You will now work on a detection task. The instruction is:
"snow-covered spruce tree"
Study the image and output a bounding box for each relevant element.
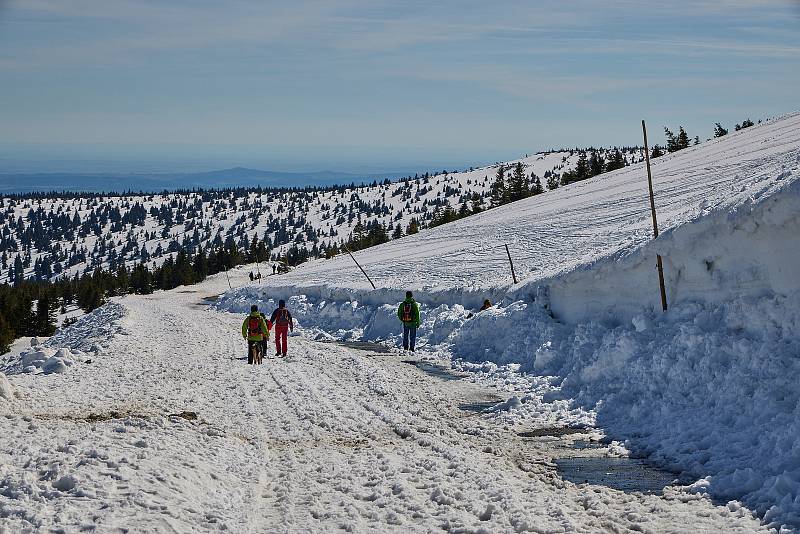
[714,123,728,137]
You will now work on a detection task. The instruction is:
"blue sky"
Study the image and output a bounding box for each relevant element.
[0,0,798,173]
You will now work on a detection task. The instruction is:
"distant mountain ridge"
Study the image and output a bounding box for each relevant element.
[0,167,402,194]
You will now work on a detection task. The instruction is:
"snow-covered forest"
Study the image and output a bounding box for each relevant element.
[0,148,643,284]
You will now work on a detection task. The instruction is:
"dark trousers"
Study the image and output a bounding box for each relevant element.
[403,324,417,351]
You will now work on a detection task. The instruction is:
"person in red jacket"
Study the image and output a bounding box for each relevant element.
[270,300,294,357]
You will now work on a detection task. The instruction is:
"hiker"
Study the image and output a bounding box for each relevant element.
[249,271,254,282]
[241,305,270,364]
[270,300,294,357]
[397,291,421,352]
[272,264,277,275]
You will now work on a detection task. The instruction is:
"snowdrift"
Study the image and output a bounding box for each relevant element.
[215,113,800,529]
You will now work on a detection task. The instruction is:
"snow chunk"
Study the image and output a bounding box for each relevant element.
[0,372,14,401]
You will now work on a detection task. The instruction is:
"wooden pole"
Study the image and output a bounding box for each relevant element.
[224,265,232,289]
[344,244,376,290]
[505,244,518,285]
[641,120,668,311]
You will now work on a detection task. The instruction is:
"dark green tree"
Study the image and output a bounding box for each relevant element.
[489,165,507,207]
[588,152,604,177]
[605,149,625,171]
[714,123,728,137]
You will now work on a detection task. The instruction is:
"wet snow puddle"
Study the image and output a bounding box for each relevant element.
[517,426,594,438]
[458,398,503,413]
[194,294,221,307]
[516,427,684,494]
[555,457,685,495]
[401,360,467,381]
[327,340,394,354]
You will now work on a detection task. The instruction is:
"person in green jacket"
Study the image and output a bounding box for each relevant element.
[242,305,270,364]
[397,291,421,352]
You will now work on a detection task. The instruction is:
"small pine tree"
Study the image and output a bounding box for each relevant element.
[470,192,482,214]
[530,176,544,195]
[714,123,728,137]
[605,149,625,171]
[490,165,507,207]
[406,218,419,235]
[651,144,664,158]
[588,152,604,177]
[34,295,56,336]
[546,174,560,190]
[677,127,690,150]
[664,127,678,152]
[577,152,590,180]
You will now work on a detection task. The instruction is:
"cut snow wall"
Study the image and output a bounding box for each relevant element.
[532,176,800,324]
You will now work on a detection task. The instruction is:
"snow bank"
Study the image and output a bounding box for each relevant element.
[538,173,800,323]
[0,303,124,376]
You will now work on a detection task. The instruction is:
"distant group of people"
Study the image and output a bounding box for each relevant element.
[241,291,492,361]
[248,264,289,282]
[241,300,294,363]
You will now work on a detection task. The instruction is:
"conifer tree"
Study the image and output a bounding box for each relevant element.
[489,165,506,207]
[605,149,626,171]
[530,176,544,195]
[651,145,664,158]
[677,127,690,150]
[508,162,530,202]
[588,152,604,177]
[470,192,483,214]
[34,294,56,336]
[714,123,728,137]
[0,313,13,354]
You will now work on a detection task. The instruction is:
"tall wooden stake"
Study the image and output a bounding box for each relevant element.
[505,244,518,285]
[642,120,668,311]
[224,265,232,289]
[344,244,376,290]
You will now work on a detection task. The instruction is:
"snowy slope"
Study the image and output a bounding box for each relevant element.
[226,113,800,311]
[216,113,800,530]
[0,148,640,284]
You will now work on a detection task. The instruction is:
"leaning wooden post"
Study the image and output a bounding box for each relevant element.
[344,244,376,290]
[641,120,668,311]
[224,265,232,289]
[505,244,518,285]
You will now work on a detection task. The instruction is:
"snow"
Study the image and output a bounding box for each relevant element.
[1,114,798,531]
[212,112,800,530]
[0,268,769,532]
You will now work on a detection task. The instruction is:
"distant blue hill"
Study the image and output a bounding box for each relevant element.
[0,167,403,194]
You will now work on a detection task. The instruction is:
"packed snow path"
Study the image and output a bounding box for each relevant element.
[0,280,766,532]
